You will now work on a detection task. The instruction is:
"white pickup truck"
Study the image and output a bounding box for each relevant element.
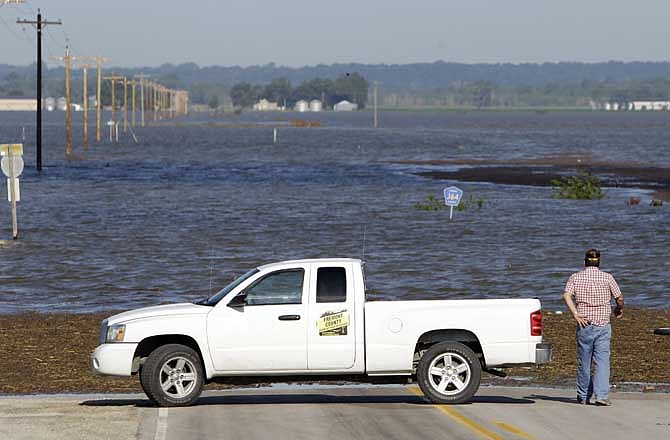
[92,258,552,406]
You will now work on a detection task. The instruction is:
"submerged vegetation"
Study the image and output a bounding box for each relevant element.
[414,195,444,211]
[414,194,486,211]
[551,172,604,199]
[456,194,486,211]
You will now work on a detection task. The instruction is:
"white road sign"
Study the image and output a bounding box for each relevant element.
[1,155,24,178]
[6,178,20,202]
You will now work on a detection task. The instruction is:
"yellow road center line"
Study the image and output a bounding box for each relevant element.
[493,421,535,440]
[408,387,505,440]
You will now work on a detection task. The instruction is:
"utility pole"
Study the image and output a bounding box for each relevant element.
[65,47,72,158]
[145,81,151,125]
[95,57,110,143]
[81,63,89,147]
[164,89,168,119]
[69,55,108,144]
[373,81,379,129]
[104,74,124,122]
[131,80,136,127]
[50,46,73,158]
[123,76,128,133]
[158,86,162,120]
[135,74,148,127]
[16,9,62,172]
[154,84,158,122]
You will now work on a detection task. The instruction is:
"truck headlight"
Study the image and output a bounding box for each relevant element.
[106,324,126,343]
[99,319,109,345]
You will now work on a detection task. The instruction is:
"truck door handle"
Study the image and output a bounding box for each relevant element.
[278,315,301,321]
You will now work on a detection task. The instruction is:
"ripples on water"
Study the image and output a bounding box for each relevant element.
[0,111,668,313]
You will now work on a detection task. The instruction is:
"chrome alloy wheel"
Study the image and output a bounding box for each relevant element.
[427,352,471,396]
[159,356,198,399]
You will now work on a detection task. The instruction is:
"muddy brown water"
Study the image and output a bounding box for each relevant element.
[0,111,668,313]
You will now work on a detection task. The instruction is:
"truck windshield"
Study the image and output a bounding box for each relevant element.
[202,269,259,306]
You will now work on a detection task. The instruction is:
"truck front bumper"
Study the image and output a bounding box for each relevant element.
[90,343,138,376]
[535,343,553,364]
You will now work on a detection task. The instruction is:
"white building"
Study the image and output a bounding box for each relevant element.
[253,99,280,111]
[334,100,358,111]
[45,97,56,111]
[628,101,670,111]
[294,100,309,112]
[309,99,323,112]
[0,98,37,111]
[57,97,67,111]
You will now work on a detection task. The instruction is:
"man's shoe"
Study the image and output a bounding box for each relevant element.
[595,398,612,406]
[577,397,589,404]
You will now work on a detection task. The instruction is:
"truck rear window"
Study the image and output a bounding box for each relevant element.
[316,267,347,303]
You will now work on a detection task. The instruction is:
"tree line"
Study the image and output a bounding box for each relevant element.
[228,73,369,110]
[4,62,670,109]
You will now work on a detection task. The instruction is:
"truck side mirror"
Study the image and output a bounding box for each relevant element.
[228,293,247,309]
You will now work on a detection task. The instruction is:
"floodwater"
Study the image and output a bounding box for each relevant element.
[0,110,668,313]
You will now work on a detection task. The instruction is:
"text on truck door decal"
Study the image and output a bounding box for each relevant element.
[317,310,349,336]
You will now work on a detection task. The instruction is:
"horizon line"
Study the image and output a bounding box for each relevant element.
[4,59,670,70]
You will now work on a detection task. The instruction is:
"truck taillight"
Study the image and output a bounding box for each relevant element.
[530,310,542,336]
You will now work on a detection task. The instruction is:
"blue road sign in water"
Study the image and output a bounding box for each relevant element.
[443,186,463,207]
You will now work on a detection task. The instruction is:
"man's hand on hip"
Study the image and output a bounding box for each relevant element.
[573,313,589,327]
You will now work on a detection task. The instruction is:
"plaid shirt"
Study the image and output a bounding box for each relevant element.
[564,266,622,326]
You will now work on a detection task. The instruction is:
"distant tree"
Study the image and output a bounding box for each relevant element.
[4,72,21,82]
[100,81,112,106]
[189,82,208,104]
[289,78,332,105]
[230,82,262,109]
[334,72,368,108]
[158,73,180,89]
[263,78,292,107]
[208,94,219,110]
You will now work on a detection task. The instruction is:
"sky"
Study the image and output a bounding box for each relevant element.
[1,0,669,68]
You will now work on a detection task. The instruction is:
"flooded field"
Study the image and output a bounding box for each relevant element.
[0,110,668,313]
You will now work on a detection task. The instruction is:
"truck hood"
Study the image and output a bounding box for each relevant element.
[106,303,211,325]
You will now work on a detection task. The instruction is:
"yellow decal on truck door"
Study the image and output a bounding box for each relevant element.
[317,310,349,336]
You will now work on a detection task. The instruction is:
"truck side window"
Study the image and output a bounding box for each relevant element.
[316,267,347,303]
[245,269,304,305]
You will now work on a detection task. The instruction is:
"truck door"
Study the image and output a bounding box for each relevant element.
[207,267,308,372]
[307,263,356,370]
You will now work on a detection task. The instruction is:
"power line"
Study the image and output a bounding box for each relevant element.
[18,0,35,15]
[41,29,58,66]
[60,25,76,53]
[0,11,32,46]
[45,23,62,48]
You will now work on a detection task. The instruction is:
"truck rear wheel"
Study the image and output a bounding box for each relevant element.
[417,341,481,404]
[140,344,204,407]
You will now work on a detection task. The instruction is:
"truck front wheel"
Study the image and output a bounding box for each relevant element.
[140,344,204,407]
[417,341,481,404]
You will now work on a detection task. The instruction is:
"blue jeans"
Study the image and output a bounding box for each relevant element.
[576,323,611,401]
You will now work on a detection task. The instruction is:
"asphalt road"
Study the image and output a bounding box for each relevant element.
[2,386,669,440]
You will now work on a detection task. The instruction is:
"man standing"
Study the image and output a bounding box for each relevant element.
[563,249,624,406]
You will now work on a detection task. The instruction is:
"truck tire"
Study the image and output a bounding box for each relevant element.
[417,341,481,404]
[140,344,204,407]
